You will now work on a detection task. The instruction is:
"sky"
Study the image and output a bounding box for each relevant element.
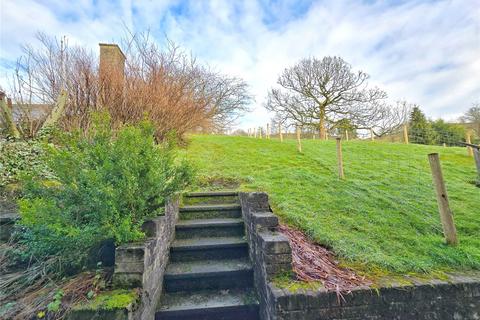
[1,0,479,130]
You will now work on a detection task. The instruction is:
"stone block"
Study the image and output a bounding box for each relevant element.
[115,244,145,263]
[265,263,292,278]
[259,231,291,254]
[252,212,279,229]
[115,261,144,273]
[141,217,164,237]
[112,272,143,289]
[263,253,292,265]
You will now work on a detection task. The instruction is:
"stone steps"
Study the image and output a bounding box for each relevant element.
[179,204,242,220]
[183,191,239,206]
[169,236,249,262]
[175,218,244,239]
[156,288,259,320]
[156,191,259,320]
[164,258,253,292]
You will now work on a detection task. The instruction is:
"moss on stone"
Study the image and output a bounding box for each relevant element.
[272,273,324,292]
[73,289,139,311]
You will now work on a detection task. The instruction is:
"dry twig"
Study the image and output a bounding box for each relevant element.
[278,224,371,293]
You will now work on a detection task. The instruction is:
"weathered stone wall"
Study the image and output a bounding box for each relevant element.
[240,192,480,320]
[239,192,293,320]
[112,197,179,320]
[268,273,480,320]
[0,212,17,242]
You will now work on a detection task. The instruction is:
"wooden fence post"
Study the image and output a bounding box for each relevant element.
[403,125,409,144]
[345,130,349,141]
[336,137,345,179]
[473,148,480,178]
[466,131,473,157]
[279,124,283,142]
[313,134,316,140]
[370,128,374,141]
[254,128,257,138]
[428,153,458,246]
[296,125,302,153]
[266,123,270,139]
[259,127,263,139]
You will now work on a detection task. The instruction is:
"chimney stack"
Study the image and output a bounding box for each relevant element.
[99,43,125,82]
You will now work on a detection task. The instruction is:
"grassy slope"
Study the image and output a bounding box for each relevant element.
[185,135,480,274]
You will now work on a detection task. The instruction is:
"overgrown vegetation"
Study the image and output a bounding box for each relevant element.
[187,135,480,274]
[1,115,193,319]
[0,138,52,188]
[6,32,251,140]
[13,114,192,273]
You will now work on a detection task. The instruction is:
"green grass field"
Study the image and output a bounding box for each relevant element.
[185,135,480,275]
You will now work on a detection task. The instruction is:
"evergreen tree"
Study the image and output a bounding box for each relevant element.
[409,106,435,144]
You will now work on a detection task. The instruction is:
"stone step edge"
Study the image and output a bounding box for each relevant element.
[164,259,252,279]
[176,218,244,229]
[179,204,241,212]
[156,302,259,315]
[164,266,253,280]
[186,191,238,197]
[171,237,248,251]
[156,289,259,313]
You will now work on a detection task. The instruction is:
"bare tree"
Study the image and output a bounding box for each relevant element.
[11,33,98,137]
[265,56,387,139]
[5,32,251,140]
[460,103,480,136]
[360,100,412,137]
[202,72,252,132]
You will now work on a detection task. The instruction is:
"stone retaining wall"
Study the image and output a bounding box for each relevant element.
[240,192,480,320]
[112,197,179,320]
[239,192,293,320]
[268,274,480,320]
[0,212,17,242]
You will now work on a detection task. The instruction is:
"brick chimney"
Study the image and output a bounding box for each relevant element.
[99,43,125,82]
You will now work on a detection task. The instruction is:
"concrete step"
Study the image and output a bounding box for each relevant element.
[156,288,259,320]
[170,236,248,262]
[183,191,239,206]
[179,204,242,220]
[164,258,253,292]
[175,218,245,239]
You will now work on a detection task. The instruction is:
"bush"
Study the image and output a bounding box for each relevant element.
[431,119,466,146]
[16,114,193,272]
[0,138,52,188]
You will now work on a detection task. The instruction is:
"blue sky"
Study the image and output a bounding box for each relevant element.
[1,0,479,129]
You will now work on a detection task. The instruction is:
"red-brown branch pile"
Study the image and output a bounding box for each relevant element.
[278,224,371,292]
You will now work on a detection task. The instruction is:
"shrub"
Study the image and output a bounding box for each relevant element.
[431,119,466,146]
[0,138,52,188]
[16,114,193,272]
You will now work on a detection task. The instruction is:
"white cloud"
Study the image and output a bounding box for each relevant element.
[1,0,479,128]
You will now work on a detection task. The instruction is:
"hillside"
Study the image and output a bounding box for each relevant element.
[185,135,480,275]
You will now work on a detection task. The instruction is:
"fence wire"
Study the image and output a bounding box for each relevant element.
[242,126,479,272]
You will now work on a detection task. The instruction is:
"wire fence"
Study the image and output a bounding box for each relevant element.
[242,125,479,253]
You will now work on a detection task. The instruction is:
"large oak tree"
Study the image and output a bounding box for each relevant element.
[265,56,389,139]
